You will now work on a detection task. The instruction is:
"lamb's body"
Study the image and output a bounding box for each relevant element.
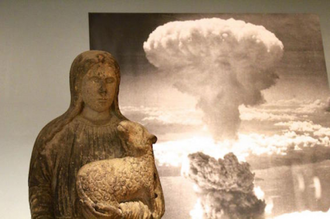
[76,120,159,218]
[77,152,155,209]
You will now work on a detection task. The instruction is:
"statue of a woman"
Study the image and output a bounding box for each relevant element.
[28,51,165,219]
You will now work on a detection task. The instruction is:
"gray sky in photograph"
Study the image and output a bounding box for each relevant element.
[90,13,329,103]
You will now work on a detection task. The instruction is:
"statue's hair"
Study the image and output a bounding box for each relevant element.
[32,51,127,157]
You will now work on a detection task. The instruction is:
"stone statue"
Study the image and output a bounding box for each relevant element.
[28,50,165,219]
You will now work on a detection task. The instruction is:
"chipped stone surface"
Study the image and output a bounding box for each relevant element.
[28,51,165,219]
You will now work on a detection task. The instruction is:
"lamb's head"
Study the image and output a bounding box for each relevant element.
[117,120,157,157]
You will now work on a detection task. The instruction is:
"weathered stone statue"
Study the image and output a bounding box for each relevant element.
[28,51,165,219]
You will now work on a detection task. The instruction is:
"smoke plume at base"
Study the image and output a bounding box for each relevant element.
[183,152,266,219]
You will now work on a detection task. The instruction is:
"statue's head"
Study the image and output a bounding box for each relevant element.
[69,50,123,118]
[40,50,126,145]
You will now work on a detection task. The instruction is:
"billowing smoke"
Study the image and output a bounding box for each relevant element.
[183,152,265,218]
[144,18,283,140]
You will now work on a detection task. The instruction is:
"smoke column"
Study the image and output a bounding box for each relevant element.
[144,18,283,140]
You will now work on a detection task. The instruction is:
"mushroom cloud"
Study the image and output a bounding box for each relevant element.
[144,18,283,140]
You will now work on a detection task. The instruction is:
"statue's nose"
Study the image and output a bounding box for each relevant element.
[98,81,107,94]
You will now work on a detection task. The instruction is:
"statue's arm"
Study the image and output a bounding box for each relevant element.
[29,151,54,219]
[152,166,165,219]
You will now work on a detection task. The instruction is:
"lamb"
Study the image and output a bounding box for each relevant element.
[76,120,159,219]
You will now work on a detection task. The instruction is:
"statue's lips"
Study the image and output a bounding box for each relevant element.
[97,98,109,103]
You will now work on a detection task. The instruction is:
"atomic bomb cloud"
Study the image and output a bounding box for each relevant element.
[144,18,283,140]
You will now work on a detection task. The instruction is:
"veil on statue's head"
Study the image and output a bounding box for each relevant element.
[36,50,127,146]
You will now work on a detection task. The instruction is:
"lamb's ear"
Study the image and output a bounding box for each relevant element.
[117,123,128,137]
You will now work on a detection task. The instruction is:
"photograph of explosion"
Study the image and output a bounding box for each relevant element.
[90,13,330,218]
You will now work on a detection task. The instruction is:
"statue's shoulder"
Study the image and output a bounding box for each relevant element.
[32,116,72,157]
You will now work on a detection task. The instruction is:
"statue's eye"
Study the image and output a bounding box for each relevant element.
[90,77,100,83]
[105,77,115,84]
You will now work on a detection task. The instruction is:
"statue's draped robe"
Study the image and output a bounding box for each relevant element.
[29,116,125,219]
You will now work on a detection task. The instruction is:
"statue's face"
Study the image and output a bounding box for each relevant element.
[81,63,117,113]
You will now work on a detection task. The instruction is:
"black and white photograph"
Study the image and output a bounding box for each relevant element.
[90,13,330,218]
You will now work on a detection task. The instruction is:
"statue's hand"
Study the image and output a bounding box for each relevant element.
[80,198,123,219]
[119,201,152,219]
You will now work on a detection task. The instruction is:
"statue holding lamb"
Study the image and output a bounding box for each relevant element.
[76,120,163,219]
[28,51,164,219]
